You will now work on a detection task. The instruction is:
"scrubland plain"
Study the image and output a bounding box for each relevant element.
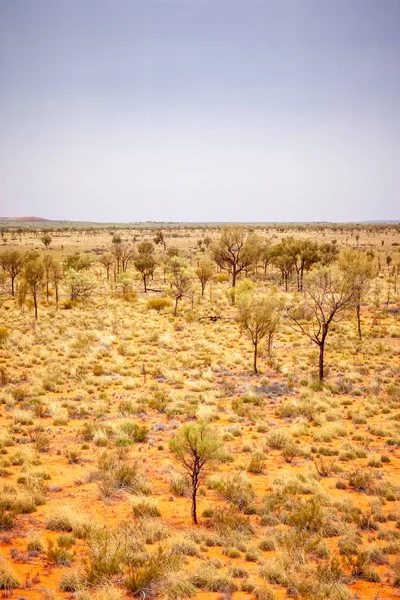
[0,223,399,600]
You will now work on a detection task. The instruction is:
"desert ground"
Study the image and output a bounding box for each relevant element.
[0,222,399,600]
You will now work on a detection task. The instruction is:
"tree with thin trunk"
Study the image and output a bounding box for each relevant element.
[0,250,25,296]
[211,227,257,293]
[23,258,44,320]
[120,244,135,272]
[195,258,215,296]
[339,249,374,339]
[238,292,282,373]
[287,267,354,381]
[42,254,54,302]
[134,254,156,292]
[169,421,222,524]
[111,242,123,274]
[51,260,63,308]
[154,229,167,251]
[66,269,97,302]
[271,245,294,291]
[167,257,193,316]
[99,253,114,281]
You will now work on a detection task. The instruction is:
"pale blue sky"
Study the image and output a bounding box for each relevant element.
[0,0,399,222]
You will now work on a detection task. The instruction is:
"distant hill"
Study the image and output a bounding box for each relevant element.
[0,216,50,222]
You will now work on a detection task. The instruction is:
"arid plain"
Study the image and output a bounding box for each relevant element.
[0,223,399,600]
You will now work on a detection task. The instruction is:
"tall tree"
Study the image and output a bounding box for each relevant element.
[282,238,320,291]
[271,244,294,291]
[120,244,136,272]
[195,258,215,297]
[153,229,167,251]
[169,422,222,524]
[238,292,282,373]
[24,258,44,320]
[287,267,354,381]
[339,249,374,339]
[211,227,257,300]
[42,254,54,301]
[167,257,193,316]
[51,260,63,308]
[99,253,114,281]
[0,250,25,296]
[134,254,156,292]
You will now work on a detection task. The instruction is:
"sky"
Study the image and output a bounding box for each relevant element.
[0,0,399,223]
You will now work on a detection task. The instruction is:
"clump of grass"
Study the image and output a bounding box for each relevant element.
[131,496,161,518]
[147,297,172,311]
[124,545,182,597]
[207,471,256,513]
[190,563,237,593]
[0,556,20,589]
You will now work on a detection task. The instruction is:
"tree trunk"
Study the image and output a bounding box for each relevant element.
[143,275,147,293]
[284,274,288,292]
[174,297,179,317]
[319,342,325,381]
[356,302,362,339]
[55,282,59,308]
[267,333,273,357]
[33,290,38,320]
[11,276,15,297]
[191,471,199,524]
[253,340,258,374]
[201,281,205,297]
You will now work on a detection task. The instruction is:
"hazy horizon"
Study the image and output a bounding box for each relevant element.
[1,0,400,222]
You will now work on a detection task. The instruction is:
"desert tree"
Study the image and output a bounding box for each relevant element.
[281,238,320,291]
[99,253,114,281]
[42,254,55,301]
[51,260,63,308]
[120,244,135,272]
[211,226,257,291]
[64,253,91,273]
[23,257,44,320]
[386,254,392,274]
[153,229,167,251]
[117,272,133,294]
[169,421,222,524]
[238,291,282,373]
[271,244,294,291]
[286,267,354,381]
[111,241,123,275]
[134,242,156,292]
[167,257,193,316]
[134,254,156,292]
[392,260,400,295]
[0,249,25,296]
[111,233,122,245]
[41,233,52,249]
[195,258,215,297]
[318,242,339,266]
[17,280,28,314]
[260,238,273,276]
[137,241,155,256]
[339,249,374,339]
[66,269,97,302]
